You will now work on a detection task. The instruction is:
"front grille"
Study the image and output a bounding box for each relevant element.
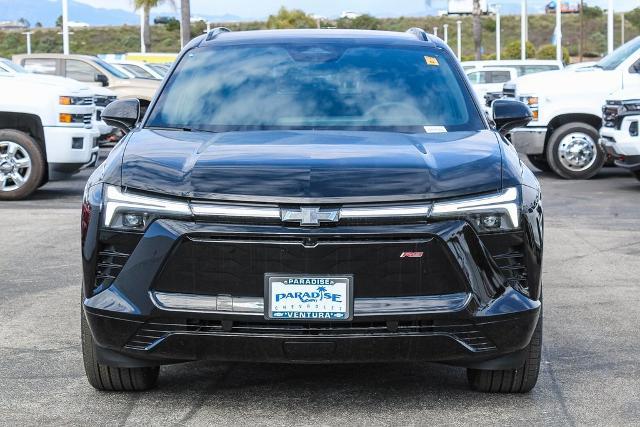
[82,113,92,126]
[93,95,116,107]
[502,86,516,98]
[80,96,93,105]
[124,318,497,353]
[153,235,467,298]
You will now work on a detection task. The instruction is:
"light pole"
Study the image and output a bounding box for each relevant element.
[607,0,613,54]
[621,13,625,45]
[62,0,69,54]
[139,9,146,53]
[456,20,462,59]
[443,23,448,44]
[493,4,501,61]
[555,0,562,62]
[22,31,32,55]
[521,0,527,60]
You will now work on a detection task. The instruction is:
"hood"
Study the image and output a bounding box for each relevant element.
[12,73,91,92]
[512,67,617,95]
[119,78,160,89]
[120,129,503,203]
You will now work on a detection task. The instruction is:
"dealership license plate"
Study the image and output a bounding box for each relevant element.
[265,275,353,321]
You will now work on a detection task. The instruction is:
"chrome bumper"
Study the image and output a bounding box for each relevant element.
[509,127,547,155]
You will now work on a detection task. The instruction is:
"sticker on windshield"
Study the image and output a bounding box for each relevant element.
[424,126,447,133]
[424,56,439,66]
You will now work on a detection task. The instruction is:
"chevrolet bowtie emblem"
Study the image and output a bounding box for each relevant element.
[281,206,340,226]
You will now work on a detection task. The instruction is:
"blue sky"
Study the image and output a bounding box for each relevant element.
[74,0,639,19]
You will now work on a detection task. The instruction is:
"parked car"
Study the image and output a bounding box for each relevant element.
[81,28,543,393]
[600,90,640,179]
[461,60,563,77]
[504,36,640,179]
[0,72,98,199]
[466,67,518,106]
[146,63,170,77]
[1,57,117,139]
[13,54,160,110]
[108,60,163,80]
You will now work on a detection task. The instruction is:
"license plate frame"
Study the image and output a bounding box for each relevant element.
[264,274,354,321]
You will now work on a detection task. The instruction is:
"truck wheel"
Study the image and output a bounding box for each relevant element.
[81,309,159,391]
[0,130,45,200]
[526,155,551,172]
[467,309,542,393]
[545,123,604,179]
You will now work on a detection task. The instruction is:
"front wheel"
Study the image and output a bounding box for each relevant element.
[467,310,542,393]
[81,309,159,391]
[0,130,45,200]
[526,154,551,172]
[545,123,604,179]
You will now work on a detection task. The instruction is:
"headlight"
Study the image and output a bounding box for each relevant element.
[431,187,520,233]
[519,96,538,121]
[103,185,191,230]
[59,96,87,105]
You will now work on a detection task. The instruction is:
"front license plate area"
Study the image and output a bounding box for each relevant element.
[265,275,353,321]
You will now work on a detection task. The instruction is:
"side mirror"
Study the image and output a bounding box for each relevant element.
[492,99,533,135]
[94,73,109,87]
[101,99,140,132]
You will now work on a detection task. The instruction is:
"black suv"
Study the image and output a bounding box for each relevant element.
[81,28,542,393]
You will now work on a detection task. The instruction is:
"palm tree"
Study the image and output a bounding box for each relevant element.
[472,0,482,60]
[133,0,174,52]
[180,0,191,48]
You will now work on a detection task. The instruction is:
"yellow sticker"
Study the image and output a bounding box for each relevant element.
[424,56,439,66]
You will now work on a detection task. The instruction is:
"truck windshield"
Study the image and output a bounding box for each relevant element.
[597,36,640,70]
[93,58,130,79]
[146,44,484,133]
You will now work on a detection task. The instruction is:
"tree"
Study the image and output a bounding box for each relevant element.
[180,0,190,48]
[35,22,43,28]
[55,15,62,28]
[536,44,570,63]
[17,18,30,28]
[266,7,316,29]
[472,0,482,60]
[133,0,174,52]
[336,14,380,30]
[627,7,640,30]
[503,40,535,59]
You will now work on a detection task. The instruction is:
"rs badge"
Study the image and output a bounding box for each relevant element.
[400,252,424,258]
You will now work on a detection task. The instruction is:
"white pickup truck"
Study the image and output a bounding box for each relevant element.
[0,73,99,200]
[504,36,640,179]
[600,90,640,180]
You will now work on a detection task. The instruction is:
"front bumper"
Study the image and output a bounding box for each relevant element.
[83,218,542,368]
[509,127,547,155]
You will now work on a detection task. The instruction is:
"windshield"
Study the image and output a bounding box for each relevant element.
[93,58,130,79]
[120,63,156,79]
[597,37,640,70]
[148,63,168,76]
[0,59,27,73]
[146,44,483,133]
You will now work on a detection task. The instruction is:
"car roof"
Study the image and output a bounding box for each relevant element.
[13,53,98,60]
[198,29,445,49]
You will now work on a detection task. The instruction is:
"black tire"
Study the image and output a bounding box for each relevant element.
[0,129,45,200]
[545,122,604,179]
[467,310,542,393]
[526,154,551,172]
[633,171,640,181]
[81,309,159,391]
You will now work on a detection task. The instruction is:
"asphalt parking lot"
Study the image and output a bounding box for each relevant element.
[1,155,639,426]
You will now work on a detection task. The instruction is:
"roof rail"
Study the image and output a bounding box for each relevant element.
[406,27,431,42]
[205,27,231,41]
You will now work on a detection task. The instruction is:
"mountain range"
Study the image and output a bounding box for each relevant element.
[0,0,242,27]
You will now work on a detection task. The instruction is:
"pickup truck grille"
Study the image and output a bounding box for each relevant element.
[82,113,92,126]
[93,95,117,107]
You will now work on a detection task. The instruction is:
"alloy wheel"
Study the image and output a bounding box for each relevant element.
[0,141,32,192]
